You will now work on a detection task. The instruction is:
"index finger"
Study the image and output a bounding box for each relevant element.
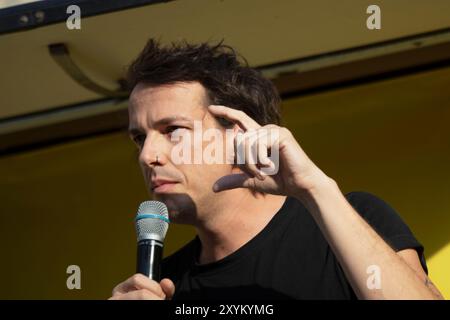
[207,105,260,131]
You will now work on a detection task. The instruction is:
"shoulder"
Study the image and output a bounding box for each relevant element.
[344,191,402,224]
[345,191,391,208]
[343,190,407,231]
[344,191,425,260]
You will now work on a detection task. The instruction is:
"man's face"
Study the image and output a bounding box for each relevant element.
[128,82,233,224]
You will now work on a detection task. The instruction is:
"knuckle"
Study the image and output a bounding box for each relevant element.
[280,126,292,136]
[263,124,277,130]
[131,273,144,285]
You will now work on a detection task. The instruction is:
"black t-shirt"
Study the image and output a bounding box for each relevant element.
[162,191,427,300]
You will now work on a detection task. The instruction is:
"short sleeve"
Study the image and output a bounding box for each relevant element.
[345,191,428,274]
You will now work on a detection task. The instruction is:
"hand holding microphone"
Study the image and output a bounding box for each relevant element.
[109,201,175,300]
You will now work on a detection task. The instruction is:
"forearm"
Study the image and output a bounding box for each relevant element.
[295,175,438,299]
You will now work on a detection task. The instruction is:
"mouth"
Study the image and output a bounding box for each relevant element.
[151,179,179,194]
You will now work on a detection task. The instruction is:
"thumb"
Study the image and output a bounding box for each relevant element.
[160,278,175,300]
[213,173,255,192]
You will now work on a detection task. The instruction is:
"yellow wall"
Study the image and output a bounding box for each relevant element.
[0,66,449,299]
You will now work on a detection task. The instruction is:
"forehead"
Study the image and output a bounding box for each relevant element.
[128,82,208,122]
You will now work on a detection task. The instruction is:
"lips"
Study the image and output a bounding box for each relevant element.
[151,178,179,193]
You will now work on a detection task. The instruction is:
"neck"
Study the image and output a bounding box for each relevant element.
[194,190,287,265]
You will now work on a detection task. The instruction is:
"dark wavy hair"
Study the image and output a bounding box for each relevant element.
[126,39,281,126]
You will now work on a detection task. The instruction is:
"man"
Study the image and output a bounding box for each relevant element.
[109,40,443,300]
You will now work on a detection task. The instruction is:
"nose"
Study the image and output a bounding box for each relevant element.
[138,132,166,168]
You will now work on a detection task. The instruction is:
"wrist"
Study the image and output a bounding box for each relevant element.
[293,171,339,206]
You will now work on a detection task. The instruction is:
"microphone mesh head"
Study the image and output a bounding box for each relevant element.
[135,201,170,242]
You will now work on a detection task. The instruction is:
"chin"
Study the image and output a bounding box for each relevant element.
[153,193,198,225]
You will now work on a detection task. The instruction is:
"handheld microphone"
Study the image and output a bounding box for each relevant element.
[135,201,170,281]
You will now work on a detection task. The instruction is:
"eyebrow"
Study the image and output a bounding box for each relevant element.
[128,115,194,136]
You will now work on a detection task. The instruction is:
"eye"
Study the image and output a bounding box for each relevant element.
[133,134,146,148]
[163,125,187,136]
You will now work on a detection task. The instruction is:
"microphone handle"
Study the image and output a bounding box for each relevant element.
[136,239,163,281]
